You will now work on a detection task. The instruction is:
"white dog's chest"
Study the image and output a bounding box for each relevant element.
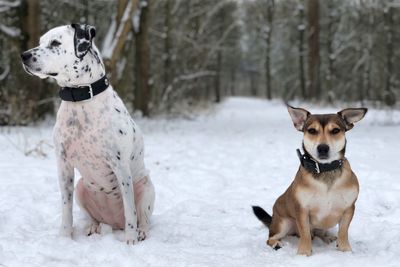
[54,87,146,187]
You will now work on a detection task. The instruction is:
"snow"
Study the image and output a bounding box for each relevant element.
[1,97,400,266]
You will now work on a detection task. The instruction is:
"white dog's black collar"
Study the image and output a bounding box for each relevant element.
[296,149,343,174]
[59,75,109,102]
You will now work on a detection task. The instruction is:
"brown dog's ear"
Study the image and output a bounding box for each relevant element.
[337,108,368,131]
[287,105,310,131]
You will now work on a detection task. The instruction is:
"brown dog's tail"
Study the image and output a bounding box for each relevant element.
[252,206,272,228]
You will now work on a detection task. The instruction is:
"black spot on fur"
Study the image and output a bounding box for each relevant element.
[100,187,104,191]
[115,108,120,113]
[77,42,90,53]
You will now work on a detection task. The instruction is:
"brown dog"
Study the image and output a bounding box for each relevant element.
[253,106,367,256]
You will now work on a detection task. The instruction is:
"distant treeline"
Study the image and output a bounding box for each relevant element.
[0,0,398,125]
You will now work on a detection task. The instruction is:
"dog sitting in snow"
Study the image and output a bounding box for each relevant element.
[21,24,155,244]
[253,106,367,255]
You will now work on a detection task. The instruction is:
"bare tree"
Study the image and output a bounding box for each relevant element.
[298,3,306,99]
[307,0,320,100]
[264,0,275,99]
[134,0,151,116]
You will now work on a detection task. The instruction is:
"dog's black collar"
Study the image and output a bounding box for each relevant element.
[296,149,343,174]
[59,75,109,102]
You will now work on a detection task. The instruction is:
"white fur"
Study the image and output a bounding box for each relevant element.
[303,137,345,164]
[22,25,155,244]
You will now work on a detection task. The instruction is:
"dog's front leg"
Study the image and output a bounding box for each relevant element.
[57,157,75,238]
[295,208,312,256]
[337,204,355,252]
[113,164,138,245]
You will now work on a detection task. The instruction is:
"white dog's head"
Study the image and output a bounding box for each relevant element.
[21,24,105,87]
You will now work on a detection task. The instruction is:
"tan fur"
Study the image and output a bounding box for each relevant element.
[263,107,366,256]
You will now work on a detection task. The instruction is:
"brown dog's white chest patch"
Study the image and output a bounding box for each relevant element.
[296,180,358,229]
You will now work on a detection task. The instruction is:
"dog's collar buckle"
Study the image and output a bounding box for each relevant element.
[78,84,94,102]
[309,157,321,174]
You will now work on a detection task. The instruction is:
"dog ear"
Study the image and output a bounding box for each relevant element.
[337,108,367,131]
[71,23,96,59]
[287,105,310,131]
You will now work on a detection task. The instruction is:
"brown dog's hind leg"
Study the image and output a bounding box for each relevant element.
[267,217,294,250]
[313,229,337,244]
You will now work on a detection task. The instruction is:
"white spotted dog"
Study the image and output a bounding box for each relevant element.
[21,24,155,244]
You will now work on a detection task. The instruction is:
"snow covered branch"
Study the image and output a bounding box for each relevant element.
[0,24,20,38]
[0,64,10,81]
[102,0,141,81]
[0,0,20,13]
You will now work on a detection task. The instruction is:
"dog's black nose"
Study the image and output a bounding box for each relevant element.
[317,144,330,156]
[21,52,32,61]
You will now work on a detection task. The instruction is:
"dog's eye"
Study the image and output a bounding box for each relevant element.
[307,128,318,135]
[50,40,61,47]
[331,128,341,134]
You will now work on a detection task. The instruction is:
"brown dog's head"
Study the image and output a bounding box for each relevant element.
[287,106,367,163]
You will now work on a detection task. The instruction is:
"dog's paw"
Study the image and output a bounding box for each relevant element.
[337,242,352,252]
[87,222,101,236]
[125,229,139,245]
[297,240,312,256]
[314,230,337,244]
[267,239,283,250]
[137,229,148,241]
[59,226,73,238]
[321,233,337,244]
[297,247,312,256]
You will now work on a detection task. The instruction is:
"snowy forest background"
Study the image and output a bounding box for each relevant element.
[0,0,399,125]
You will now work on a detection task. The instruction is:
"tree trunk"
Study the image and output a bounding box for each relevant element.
[383,6,396,107]
[104,0,137,83]
[162,0,172,97]
[298,4,306,99]
[307,0,320,100]
[265,0,274,100]
[250,72,257,96]
[326,0,336,103]
[20,0,43,123]
[214,50,222,103]
[230,67,236,96]
[134,1,151,116]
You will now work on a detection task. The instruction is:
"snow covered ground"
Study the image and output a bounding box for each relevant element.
[1,97,400,267]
